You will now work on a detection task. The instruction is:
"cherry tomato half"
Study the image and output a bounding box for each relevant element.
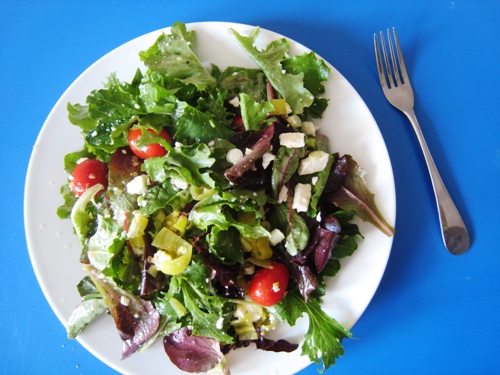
[70,158,108,197]
[128,127,172,159]
[248,262,289,306]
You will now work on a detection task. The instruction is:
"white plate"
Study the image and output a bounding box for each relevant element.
[24,22,396,375]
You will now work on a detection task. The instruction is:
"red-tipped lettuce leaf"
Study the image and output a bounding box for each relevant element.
[84,265,160,359]
[328,155,395,237]
[224,124,275,182]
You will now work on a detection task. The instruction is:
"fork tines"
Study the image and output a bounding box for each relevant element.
[374,27,408,89]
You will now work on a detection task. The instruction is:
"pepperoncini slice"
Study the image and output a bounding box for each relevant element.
[151,227,192,275]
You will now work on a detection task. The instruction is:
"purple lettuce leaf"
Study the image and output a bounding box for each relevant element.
[224,124,275,183]
[84,265,160,359]
[221,328,298,354]
[192,237,245,299]
[272,242,318,301]
[327,155,395,237]
[164,327,226,373]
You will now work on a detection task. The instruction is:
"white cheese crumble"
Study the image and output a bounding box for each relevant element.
[272,282,280,293]
[228,96,240,107]
[292,183,311,212]
[126,175,148,195]
[120,296,131,306]
[262,152,276,169]
[279,132,305,148]
[269,228,285,246]
[277,185,288,203]
[171,177,188,190]
[226,148,243,164]
[298,151,330,175]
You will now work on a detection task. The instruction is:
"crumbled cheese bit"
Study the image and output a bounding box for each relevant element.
[279,132,305,148]
[244,262,255,275]
[292,183,311,212]
[269,228,285,246]
[272,282,280,292]
[277,185,288,203]
[301,121,316,136]
[298,151,330,175]
[229,96,240,107]
[216,316,224,329]
[171,177,188,190]
[311,176,319,185]
[120,296,131,306]
[226,148,243,164]
[262,152,276,169]
[245,148,253,155]
[174,142,184,147]
[126,174,149,195]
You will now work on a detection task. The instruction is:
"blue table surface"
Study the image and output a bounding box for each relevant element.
[2,1,499,374]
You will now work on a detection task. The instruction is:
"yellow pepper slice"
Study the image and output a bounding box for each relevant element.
[151,227,192,275]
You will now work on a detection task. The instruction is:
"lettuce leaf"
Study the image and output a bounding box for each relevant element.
[230,27,314,114]
[85,265,160,359]
[269,291,351,373]
[329,155,395,236]
[239,92,274,131]
[281,52,330,118]
[140,22,216,91]
[218,66,267,102]
[189,190,270,239]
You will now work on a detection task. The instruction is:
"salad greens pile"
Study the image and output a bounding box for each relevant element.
[58,22,394,374]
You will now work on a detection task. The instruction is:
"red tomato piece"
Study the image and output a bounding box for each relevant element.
[70,158,108,197]
[232,115,245,132]
[248,262,290,306]
[128,127,172,159]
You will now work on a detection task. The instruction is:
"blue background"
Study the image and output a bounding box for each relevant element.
[2,0,499,374]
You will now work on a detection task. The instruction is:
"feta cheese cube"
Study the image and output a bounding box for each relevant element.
[126,174,149,195]
[279,132,305,148]
[277,185,288,203]
[262,152,276,169]
[269,228,285,246]
[292,183,311,212]
[229,96,240,107]
[298,151,330,175]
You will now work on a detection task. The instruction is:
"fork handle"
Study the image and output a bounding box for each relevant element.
[404,110,471,255]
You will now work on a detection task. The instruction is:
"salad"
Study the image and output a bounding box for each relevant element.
[57,22,395,374]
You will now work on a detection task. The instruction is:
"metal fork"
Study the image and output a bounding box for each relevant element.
[374,28,471,255]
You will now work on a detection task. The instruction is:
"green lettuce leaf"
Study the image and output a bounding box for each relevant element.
[218,66,267,102]
[140,22,216,91]
[230,27,314,114]
[239,92,274,131]
[174,101,234,144]
[281,52,330,118]
[67,297,108,339]
[86,214,126,271]
[189,190,270,239]
[269,291,352,373]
